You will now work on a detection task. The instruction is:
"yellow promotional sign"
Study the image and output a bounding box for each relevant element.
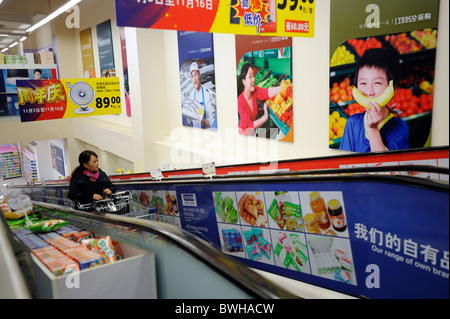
[16,78,121,122]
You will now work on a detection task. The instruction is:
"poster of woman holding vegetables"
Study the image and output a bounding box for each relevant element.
[235,35,294,142]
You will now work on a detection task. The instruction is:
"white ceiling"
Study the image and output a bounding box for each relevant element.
[0,0,66,49]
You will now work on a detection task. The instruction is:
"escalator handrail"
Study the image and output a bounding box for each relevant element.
[10,164,450,188]
[31,200,300,299]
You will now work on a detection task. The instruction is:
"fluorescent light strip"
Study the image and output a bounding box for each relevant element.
[9,42,18,48]
[1,48,8,53]
[26,0,82,33]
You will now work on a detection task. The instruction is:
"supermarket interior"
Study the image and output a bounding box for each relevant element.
[0,0,449,300]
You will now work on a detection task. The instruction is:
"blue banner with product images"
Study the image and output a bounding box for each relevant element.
[123,180,448,298]
[34,176,448,298]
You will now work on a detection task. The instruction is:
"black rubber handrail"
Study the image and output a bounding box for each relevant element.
[12,164,449,188]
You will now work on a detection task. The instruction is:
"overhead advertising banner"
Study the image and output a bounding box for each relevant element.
[119,27,131,117]
[178,31,217,130]
[329,0,440,152]
[1,68,57,117]
[16,78,121,122]
[115,0,315,38]
[96,20,116,77]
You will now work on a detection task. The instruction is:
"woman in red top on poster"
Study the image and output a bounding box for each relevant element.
[237,63,282,136]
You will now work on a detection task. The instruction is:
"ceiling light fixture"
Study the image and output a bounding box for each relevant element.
[26,0,82,33]
[0,34,9,37]
[1,48,8,53]
[9,42,18,48]
[20,36,27,42]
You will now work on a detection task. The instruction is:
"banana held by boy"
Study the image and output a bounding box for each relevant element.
[352,80,395,109]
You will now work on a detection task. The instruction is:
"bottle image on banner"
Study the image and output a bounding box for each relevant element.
[327,199,347,232]
[308,192,331,230]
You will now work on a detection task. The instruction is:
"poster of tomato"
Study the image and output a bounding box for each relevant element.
[329,0,440,152]
[235,35,293,142]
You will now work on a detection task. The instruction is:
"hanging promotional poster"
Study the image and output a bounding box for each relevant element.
[115,0,315,38]
[178,31,217,130]
[0,68,57,117]
[79,28,96,78]
[119,27,131,117]
[96,20,116,78]
[16,78,121,122]
[235,35,293,141]
[329,0,440,152]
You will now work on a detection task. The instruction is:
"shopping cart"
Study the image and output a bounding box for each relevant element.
[75,191,155,218]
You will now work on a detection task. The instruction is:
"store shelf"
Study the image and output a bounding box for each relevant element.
[0,151,22,179]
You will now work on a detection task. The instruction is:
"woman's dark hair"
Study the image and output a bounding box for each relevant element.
[353,48,401,89]
[237,62,254,96]
[71,150,98,176]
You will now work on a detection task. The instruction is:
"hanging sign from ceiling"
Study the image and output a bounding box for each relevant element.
[16,78,121,122]
[114,0,315,38]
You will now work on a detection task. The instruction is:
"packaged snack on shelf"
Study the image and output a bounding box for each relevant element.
[17,233,49,250]
[37,232,62,241]
[27,219,69,233]
[81,236,117,263]
[46,236,81,252]
[0,193,13,216]
[13,228,32,237]
[44,257,80,276]
[56,226,77,235]
[64,230,95,243]
[76,253,105,270]
[111,240,123,260]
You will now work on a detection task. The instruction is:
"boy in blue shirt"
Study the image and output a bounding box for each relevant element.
[340,48,409,153]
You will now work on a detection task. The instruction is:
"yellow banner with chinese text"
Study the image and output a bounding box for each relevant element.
[16,78,121,122]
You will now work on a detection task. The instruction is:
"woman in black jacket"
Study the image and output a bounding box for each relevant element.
[68,150,117,205]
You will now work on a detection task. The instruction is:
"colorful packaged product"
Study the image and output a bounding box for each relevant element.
[245,243,262,261]
[81,236,117,263]
[27,219,69,232]
[64,230,95,243]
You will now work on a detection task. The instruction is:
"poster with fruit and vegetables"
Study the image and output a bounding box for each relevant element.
[235,35,293,142]
[329,0,439,151]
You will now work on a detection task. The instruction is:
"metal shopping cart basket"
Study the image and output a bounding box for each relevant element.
[76,191,156,219]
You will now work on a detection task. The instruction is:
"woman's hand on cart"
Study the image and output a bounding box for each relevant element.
[103,188,113,196]
[93,193,104,201]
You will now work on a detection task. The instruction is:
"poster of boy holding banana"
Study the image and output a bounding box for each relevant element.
[339,48,409,152]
